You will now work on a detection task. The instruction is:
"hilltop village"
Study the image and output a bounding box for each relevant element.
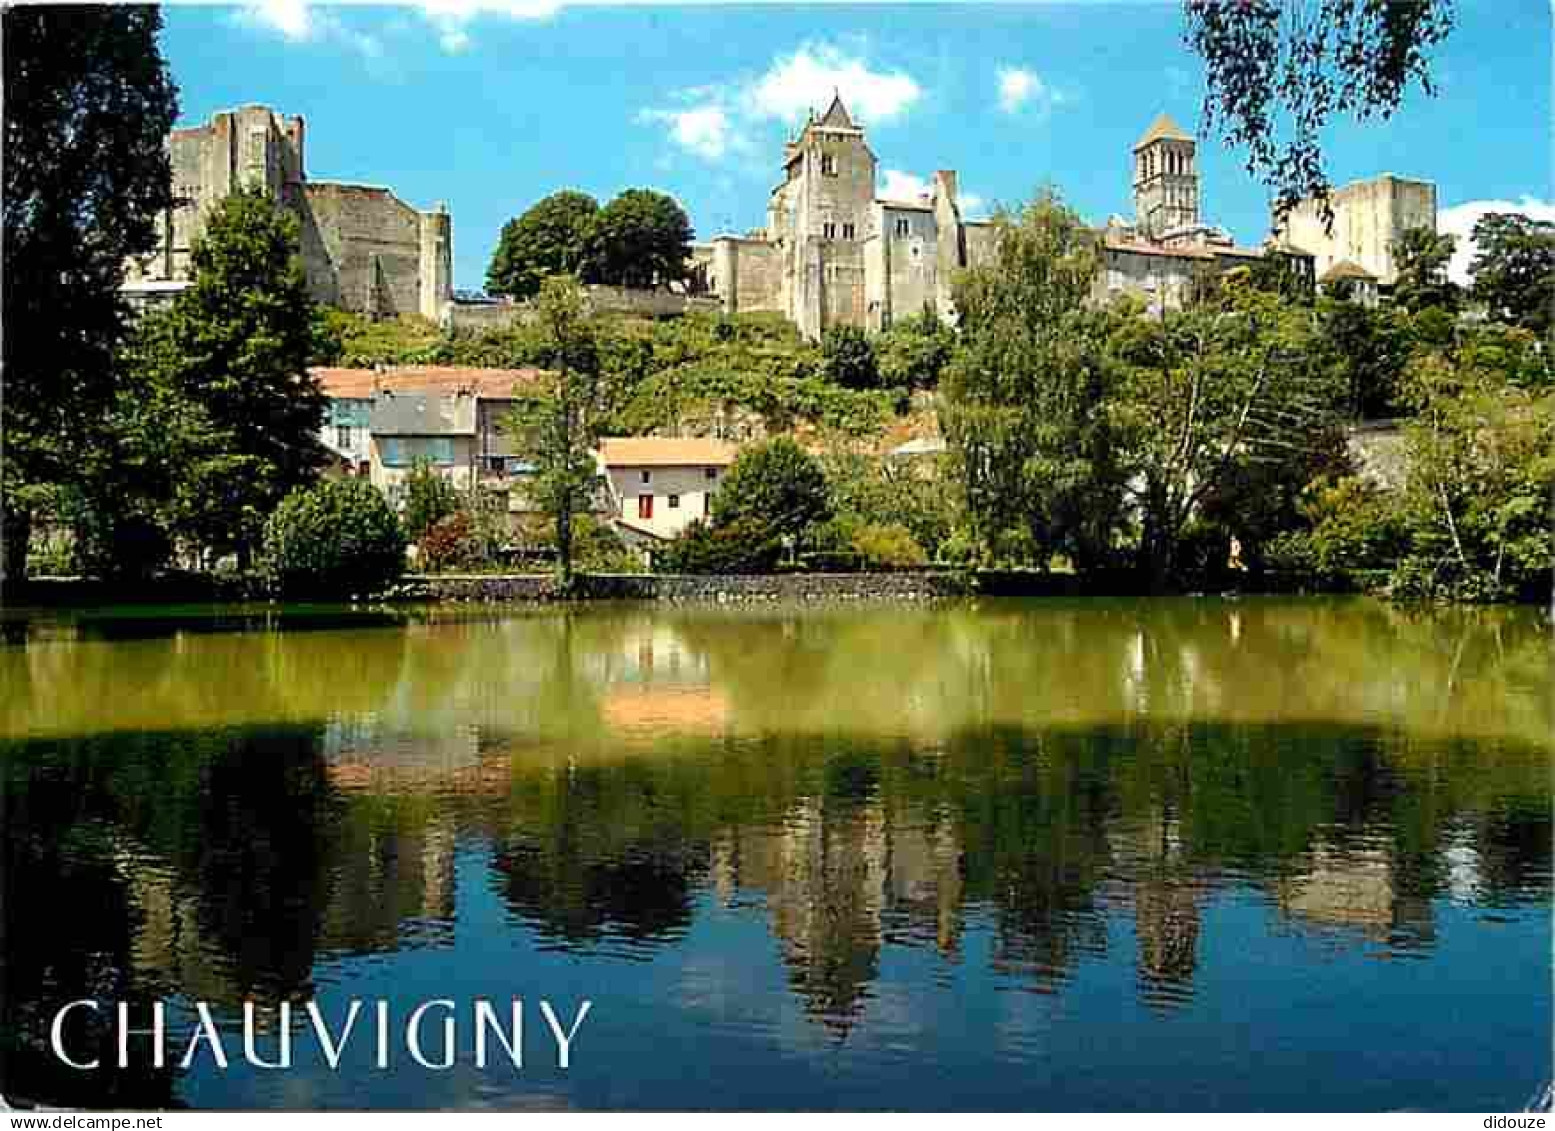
[110,97,1459,576]
[126,96,1436,334]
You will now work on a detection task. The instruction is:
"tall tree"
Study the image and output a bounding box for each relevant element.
[1,4,179,582]
[143,186,326,566]
[584,189,694,290]
[486,190,600,300]
[1469,212,1555,340]
[1184,0,1455,220]
[941,191,1126,570]
[1391,225,1460,314]
[508,277,605,589]
[1113,275,1345,587]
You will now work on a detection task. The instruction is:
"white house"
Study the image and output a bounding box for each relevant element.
[596,437,739,547]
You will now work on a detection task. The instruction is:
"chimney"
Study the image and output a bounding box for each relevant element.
[933,170,959,205]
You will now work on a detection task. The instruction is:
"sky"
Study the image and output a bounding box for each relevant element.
[160,0,1554,292]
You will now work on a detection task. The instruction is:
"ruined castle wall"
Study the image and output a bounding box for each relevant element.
[874,207,940,327]
[1277,175,1436,286]
[299,183,424,318]
[720,239,785,317]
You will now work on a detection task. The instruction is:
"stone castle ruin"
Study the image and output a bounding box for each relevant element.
[125,104,452,321]
[126,102,1436,337]
[689,93,1001,339]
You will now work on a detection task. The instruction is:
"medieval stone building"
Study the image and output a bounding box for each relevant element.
[124,105,453,321]
[689,94,999,339]
[1273,173,1438,287]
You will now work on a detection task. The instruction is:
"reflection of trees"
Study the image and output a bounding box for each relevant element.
[489,763,707,949]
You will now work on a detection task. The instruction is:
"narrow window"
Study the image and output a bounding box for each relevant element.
[895,217,910,237]
[705,467,718,480]
[336,425,352,449]
[821,154,837,176]
[842,222,856,240]
[640,469,651,485]
[668,494,680,510]
[823,221,837,239]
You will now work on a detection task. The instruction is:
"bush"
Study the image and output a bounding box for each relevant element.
[822,324,879,389]
[419,511,476,572]
[656,517,782,574]
[404,460,461,544]
[710,436,831,542]
[851,523,928,569]
[261,477,406,598]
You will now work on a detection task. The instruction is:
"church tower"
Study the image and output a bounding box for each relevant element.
[1132,112,1199,238]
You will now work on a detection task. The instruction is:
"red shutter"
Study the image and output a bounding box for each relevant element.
[638,494,653,520]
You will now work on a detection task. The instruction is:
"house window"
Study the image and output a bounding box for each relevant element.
[640,469,651,485]
[668,494,680,509]
[895,217,910,237]
[432,437,455,466]
[821,154,837,176]
[704,467,718,480]
[842,222,856,240]
[336,425,353,449]
[823,222,837,240]
[638,494,654,520]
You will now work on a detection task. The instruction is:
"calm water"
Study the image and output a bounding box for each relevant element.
[0,597,1549,1111]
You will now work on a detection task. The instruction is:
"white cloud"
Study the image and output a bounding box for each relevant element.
[1438,196,1555,284]
[879,169,987,217]
[639,105,736,160]
[237,0,316,41]
[749,43,921,126]
[995,64,1065,115]
[414,0,562,53]
[641,41,923,166]
[879,169,931,202]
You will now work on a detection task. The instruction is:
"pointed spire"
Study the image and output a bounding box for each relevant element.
[819,90,855,129]
[1134,111,1192,150]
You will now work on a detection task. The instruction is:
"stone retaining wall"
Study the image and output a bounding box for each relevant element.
[402,570,972,603]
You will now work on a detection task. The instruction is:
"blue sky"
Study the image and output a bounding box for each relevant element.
[162,1,1553,291]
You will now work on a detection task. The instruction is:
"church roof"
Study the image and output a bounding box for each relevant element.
[1134,112,1192,149]
[818,92,856,130]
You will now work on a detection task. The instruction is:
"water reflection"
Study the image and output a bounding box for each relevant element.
[0,599,1549,1109]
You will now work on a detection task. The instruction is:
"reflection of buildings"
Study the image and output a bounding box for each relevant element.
[1108,811,1203,1009]
[593,620,733,738]
[709,788,966,1037]
[1279,841,1435,949]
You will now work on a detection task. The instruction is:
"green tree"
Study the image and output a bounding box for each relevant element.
[1392,332,1555,601]
[710,436,831,547]
[584,189,693,290]
[876,309,957,389]
[486,190,600,300]
[1469,212,1555,339]
[1184,0,1455,219]
[147,186,326,566]
[261,477,406,598]
[822,324,880,389]
[1319,293,1413,418]
[507,277,605,588]
[941,190,1126,570]
[403,458,461,544]
[1111,275,1346,588]
[1,4,179,582]
[1391,225,1460,314]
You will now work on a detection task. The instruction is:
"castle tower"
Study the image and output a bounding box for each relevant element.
[782,92,876,337]
[1132,112,1199,239]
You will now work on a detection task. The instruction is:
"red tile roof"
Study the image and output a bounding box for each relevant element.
[311,365,547,400]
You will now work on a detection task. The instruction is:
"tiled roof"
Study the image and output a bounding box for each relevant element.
[1134,111,1192,149]
[1102,235,1266,262]
[311,365,546,400]
[1320,259,1378,282]
[598,437,738,468]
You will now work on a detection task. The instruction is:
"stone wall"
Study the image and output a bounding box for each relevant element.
[1275,175,1437,285]
[127,104,453,321]
[402,570,974,603]
[444,286,722,333]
